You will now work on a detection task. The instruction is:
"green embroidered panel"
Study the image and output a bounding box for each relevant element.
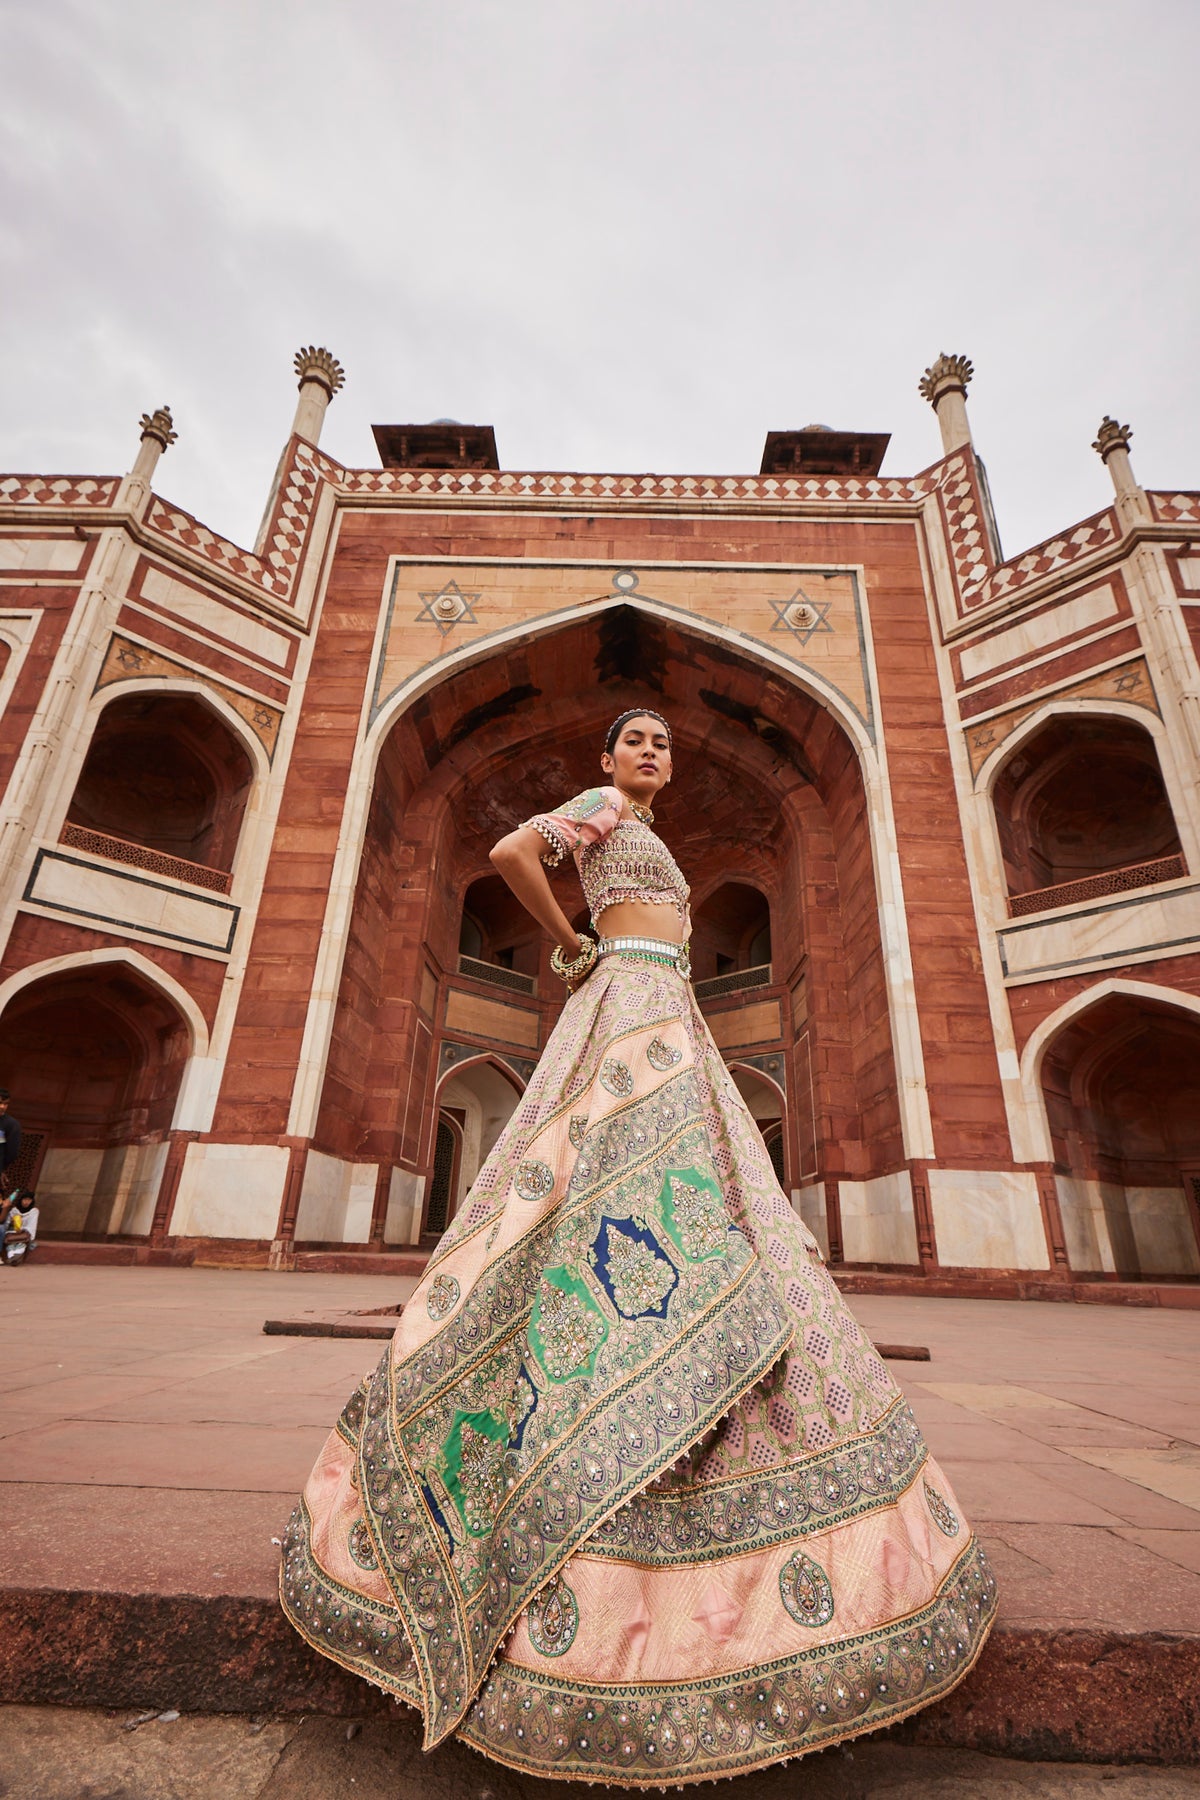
[660,1166,730,1261]
[441,1408,512,1536]
[529,1267,609,1382]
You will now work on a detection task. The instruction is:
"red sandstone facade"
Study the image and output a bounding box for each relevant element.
[1,354,1197,1283]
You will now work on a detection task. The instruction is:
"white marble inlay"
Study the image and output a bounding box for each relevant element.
[1055,1175,1121,1272]
[385,1168,425,1245]
[0,537,86,571]
[170,1142,289,1238]
[294,1148,379,1244]
[792,1182,829,1259]
[1127,1186,1200,1277]
[28,850,237,953]
[838,1170,919,1266]
[36,1147,104,1231]
[1000,884,1200,980]
[959,584,1118,681]
[928,1167,1048,1269]
[140,566,293,666]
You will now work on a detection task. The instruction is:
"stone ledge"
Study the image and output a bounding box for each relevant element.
[833,1270,1200,1308]
[2,1588,1197,1764]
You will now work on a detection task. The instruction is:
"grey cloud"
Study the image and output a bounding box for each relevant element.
[3,0,1197,553]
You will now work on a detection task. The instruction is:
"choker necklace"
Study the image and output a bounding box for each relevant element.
[629,801,655,825]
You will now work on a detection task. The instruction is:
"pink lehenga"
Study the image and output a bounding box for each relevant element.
[280,787,995,1785]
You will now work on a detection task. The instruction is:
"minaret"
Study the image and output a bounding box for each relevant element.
[918,354,974,455]
[253,348,346,555]
[118,406,177,514]
[291,346,345,446]
[1092,416,1150,528]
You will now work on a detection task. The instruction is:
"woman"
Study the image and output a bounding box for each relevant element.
[280,709,996,1785]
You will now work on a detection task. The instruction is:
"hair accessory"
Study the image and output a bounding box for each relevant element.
[604,708,672,754]
[550,934,598,986]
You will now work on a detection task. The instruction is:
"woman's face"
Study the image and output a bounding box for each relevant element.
[602,715,673,794]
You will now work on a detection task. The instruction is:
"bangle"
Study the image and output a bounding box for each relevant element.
[550,935,598,985]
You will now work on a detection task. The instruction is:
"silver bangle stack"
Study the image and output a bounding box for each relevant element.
[550,935,598,985]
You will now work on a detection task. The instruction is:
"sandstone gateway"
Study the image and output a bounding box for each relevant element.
[0,349,1197,1285]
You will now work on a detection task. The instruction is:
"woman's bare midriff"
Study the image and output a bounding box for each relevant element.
[593,900,685,945]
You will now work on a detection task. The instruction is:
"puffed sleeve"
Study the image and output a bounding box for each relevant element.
[521,786,623,868]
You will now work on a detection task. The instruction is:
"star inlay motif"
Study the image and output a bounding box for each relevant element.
[768,588,834,646]
[415,578,480,635]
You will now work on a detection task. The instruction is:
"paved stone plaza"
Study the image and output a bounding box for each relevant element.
[1,1267,1198,1784]
[1,1707,1198,1800]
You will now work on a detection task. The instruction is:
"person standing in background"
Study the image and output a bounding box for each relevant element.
[0,1091,23,1192]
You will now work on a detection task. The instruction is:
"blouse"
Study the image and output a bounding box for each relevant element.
[522,786,690,931]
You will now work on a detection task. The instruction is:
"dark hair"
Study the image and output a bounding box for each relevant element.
[604,708,672,756]
[0,1089,9,1102]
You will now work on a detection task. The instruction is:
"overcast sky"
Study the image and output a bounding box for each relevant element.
[4,1,1197,557]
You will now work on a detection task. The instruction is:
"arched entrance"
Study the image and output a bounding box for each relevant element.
[0,960,193,1236]
[729,1064,787,1186]
[311,606,909,1253]
[427,1058,524,1233]
[993,713,1185,914]
[1039,989,1200,1276]
[62,691,255,887]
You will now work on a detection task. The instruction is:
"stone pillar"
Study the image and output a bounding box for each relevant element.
[117,407,177,517]
[1093,415,1151,529]
[129,406,177,484]
[918,353,974,455]
[291,346,345,445]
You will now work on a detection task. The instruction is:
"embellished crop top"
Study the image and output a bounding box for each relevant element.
[523,785,690,931]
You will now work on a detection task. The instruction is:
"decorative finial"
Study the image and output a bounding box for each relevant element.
[1092,416,1132,462]
[293,346,345,398]
[917,354,974,405]
[138,406,177,451]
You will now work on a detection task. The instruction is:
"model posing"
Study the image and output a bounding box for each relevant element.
[281,709,996,1785]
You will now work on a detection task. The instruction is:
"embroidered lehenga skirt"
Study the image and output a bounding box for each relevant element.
[280,950,996,1784]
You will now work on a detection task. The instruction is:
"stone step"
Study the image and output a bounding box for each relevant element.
[1,1583,1196,1764]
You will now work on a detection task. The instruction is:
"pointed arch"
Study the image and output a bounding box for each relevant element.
[1018,977,1200,1162]
[0,947,209,1059]
[435,1052,526,1098]
[288,598,935,1170]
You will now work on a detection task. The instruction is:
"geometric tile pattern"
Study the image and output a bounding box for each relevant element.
[0,475,119,507]
[144,439,333,605]
[966,510,1120,607]
[11,433,1175,640]
[1151,491,1200,524]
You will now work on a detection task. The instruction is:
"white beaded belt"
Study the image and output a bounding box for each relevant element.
[598,936,691,978]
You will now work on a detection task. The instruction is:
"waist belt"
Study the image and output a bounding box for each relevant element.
[598,936,692,979]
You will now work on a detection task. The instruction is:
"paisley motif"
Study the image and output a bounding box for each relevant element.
[599,1057,634,1098]
[347,1517,379,1570]
[426,1272,460,1321]
[779,1548,835,1627]
[924,1476,961,1537]
[568,1113,589,1150]
[514,1159,555,1202]
[526,1576,579,1657]
[647,1035,683,1071]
